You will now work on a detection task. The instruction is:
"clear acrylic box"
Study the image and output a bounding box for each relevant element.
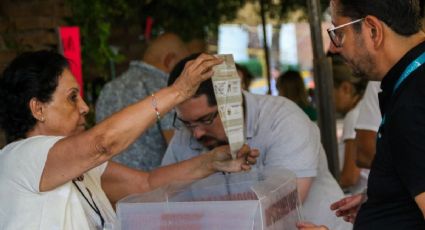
[117,167,301,230]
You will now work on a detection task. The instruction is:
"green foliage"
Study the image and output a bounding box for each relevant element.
[65,0,247,79]
[280,0,329,20]
[65,0,127,76]
[280,63,301,73]
[260,0,329,21]
[238,58,263,77]
[64,0,329,79]
[138,0,247,41]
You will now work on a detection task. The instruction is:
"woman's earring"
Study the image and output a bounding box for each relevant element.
[40,116,45,122]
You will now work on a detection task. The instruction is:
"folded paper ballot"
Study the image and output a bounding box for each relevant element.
[212,54,245,159]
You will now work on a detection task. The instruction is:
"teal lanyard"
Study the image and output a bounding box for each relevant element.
[378,52,425,138]
[393,52,425,94]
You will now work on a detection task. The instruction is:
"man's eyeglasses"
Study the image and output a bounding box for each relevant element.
[173,111,219,129]
[327,18,364,48]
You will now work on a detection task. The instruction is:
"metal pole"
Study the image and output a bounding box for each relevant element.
[307,0,340,179]
[260,0,272,94]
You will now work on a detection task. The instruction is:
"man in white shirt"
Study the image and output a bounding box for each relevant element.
[162,54,351,230]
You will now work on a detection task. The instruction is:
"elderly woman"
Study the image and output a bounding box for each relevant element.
[0,51,259,229]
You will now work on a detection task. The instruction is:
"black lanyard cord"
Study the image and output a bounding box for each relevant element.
[72,180,105,228]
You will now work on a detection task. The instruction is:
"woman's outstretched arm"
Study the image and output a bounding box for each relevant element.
[40,54,222,192]
[101,145,259,204]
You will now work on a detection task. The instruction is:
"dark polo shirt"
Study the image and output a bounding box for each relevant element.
[355,41,425,229]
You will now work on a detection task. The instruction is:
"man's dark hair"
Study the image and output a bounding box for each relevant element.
[337,0,422,36]
[0,50,69,143]
[167,53,217,106]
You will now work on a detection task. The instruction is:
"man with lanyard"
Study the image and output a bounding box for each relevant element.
[327,0,425,229]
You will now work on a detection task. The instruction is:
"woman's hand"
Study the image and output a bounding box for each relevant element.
[208,144,259,173]
[172,53,222,101]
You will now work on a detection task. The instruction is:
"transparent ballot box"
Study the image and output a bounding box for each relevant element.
[117,168,301,230]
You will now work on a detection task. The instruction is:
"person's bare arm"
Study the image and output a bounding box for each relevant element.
[340,139,361,188]
[39,54,222,192]
[297,177,313,202]
[355,129,377,169]
[101,145,259,205]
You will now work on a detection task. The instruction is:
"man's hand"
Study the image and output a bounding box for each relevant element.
[209,144,259,173]
[330,193,366,223]
[296,222,328,230]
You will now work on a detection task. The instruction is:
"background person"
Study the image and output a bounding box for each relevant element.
[332,62,368,194]
[353,81,381,168]
[235,63,255,91]
[96,33,189,171]
[0,51,259,229]
[330,82,381,224]
[276,70,317,121]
